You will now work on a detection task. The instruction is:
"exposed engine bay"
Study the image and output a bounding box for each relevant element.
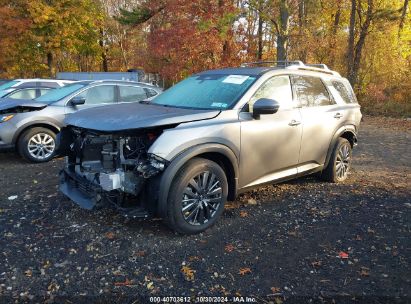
[59,126,167,216]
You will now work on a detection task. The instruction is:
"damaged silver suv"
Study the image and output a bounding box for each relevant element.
[58,61,362,234]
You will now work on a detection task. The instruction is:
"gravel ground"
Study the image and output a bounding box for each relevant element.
[0,116,410,303]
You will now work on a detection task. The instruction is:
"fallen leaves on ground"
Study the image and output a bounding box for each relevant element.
[181,265,195,281]
[360,267,370,277]
[105,232,115,240]
[247,198,257,205]
[270,287,281,293]
[188,256,201,262]
[224,244,235,253]
[133,251,146,257]
[114,278,134,286]
[239,211,248,217]
[24,269,32,277]
[311,261,322,268]
[238,268,251,275]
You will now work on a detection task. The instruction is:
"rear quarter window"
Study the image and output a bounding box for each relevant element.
[332,80,357,104]
[145,88,158,98]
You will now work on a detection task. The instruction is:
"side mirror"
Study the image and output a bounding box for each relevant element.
[253,98,280,118]
[70,96,86,106]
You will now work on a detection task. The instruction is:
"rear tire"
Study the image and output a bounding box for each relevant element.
[18,127,57,163]
[165,158,228,234]
[321,138,352,183]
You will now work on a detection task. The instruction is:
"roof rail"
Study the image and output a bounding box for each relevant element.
[305,63,330,70]
[240,60,304,68]
[290,66,341,76]
[240,60,341,76]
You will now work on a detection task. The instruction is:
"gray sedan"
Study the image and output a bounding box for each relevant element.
[0,80,161,162]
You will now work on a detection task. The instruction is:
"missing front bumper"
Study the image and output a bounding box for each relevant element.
[59,169,152,219]
[59,169,103,210]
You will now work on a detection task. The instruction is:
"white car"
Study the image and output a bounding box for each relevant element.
[0,79,72,98]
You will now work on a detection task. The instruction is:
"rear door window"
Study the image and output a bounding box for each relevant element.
[292,76,333,107]
[39,88,52,97]
[119,86,148,102]
[76,85,116,105]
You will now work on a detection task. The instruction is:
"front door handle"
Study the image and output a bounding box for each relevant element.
[288,120,301,126]
[334,113,343,119]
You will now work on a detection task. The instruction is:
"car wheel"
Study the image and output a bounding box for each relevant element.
[321,137,352,182]
[18,127,57,163]
[165,158,228,234]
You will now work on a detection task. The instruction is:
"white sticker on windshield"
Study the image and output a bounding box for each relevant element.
[222,75,249,85]
[211,102,228,108]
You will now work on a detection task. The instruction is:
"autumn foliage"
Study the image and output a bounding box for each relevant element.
[0,0,409,116]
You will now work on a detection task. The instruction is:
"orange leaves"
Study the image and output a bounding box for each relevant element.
[224,244,235,253]
[338,251,349,259]
[143,0,243,81]
[239,211,248,217]
[114,278,133,286]
[133,251,146,257]
[270,287,281,293]
[105,232,115,240]
[181,265,195,281]
[238,267,251,275]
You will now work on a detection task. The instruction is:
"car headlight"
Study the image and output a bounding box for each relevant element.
[0,114,14,123]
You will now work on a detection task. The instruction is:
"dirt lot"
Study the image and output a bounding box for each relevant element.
[0,116,410,303]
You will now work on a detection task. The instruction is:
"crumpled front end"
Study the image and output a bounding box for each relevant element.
[58,126,167,218]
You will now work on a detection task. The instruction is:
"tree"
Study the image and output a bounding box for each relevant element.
[346,0,402,86]
[119,0,243,82]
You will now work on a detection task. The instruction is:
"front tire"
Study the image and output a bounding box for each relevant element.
[165,158,228,234]
[321,138,352,182]
[18,127,57,163]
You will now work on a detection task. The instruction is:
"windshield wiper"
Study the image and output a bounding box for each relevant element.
[139,99,151,104]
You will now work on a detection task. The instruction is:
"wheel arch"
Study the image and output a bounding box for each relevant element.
[156,144,239,218]
[324,126,357,168]
[13,122,61,146]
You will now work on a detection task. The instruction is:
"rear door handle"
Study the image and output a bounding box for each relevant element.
[334,113,343,119]
[288,120,301,126]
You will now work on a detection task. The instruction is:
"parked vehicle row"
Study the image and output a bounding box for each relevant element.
[0,79,71,99]
[0,80,162,162]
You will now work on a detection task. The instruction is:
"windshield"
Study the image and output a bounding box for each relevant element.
[35,83,86,103]
[0,80,18,91]
[150,74,257,110]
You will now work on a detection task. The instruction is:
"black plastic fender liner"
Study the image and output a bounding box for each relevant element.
[324,125,357,169]
[156,143,239,218]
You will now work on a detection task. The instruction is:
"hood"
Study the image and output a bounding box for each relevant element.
[65,102,221,132]
[0,98,48,113]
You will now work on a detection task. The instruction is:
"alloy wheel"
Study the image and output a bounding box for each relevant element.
[27,133,55,160]
[181,171,223,226]
[335,143,351,180]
